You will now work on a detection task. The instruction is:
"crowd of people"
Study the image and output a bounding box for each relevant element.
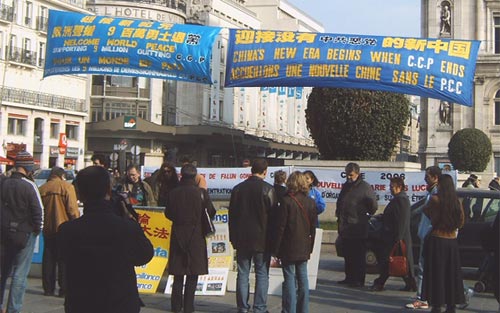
[0,155,499,313]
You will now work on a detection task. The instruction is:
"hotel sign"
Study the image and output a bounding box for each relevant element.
[87,5,185,24]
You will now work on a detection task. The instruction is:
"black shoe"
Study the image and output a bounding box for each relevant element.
[44,291,55,296]
[399,285,417,292]
[370,284,384,291]
[347,282,364,288]
[337,279,352,284]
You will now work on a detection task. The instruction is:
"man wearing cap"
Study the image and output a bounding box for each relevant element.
[0,151,43,313]
[39,167,79,298]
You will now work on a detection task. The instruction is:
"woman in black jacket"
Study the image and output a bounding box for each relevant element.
[272,171,317,313]
[164,164,215,313]
[370,177,416,292]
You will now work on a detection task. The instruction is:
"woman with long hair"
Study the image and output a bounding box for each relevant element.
[303,170,325,227]
[146,162,179,206]
[272,171,317,313]
[422,174,465,313]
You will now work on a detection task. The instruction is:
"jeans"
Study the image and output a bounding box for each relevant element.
[416,242,425,299]
[0,233,37,313]
[236,250,270,313]
[281,260,309,313]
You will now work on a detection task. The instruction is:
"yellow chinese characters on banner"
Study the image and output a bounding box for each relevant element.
[135,209,172,294]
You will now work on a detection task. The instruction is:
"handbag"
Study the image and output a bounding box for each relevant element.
[388,240,408,277]
[200,190,215,237]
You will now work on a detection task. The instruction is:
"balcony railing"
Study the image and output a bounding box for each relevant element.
[0,86,86,113]
[6,46,37,66]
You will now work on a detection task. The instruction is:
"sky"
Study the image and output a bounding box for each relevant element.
[286,0,421,37]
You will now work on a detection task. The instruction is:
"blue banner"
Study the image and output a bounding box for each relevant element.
[225,29,480,106]
[44,10,221,83]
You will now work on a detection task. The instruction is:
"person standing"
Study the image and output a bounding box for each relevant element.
[489,177,500,191]
[422,174,465,313]
[370,177,416,292]
[58,166,153,313]
[181,157,207,190]
[272,171,317,313]
[462,174,480,188]
[303,170,326,227]
[0,151,43,313]
[91,154,107,168]
[273,170,287,206]
[146,162,179,206]
[406,165,441,310]
[335,162,377,288]
[38,167,80,297]
[229,159,277,313]
[164,164,216,313]
[123,164,157,206]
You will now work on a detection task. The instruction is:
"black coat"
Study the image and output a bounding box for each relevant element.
[164,179,216,275]
[1,171,43,234]
[336,178,378,238]
[57,200,154,313]
[229,175,277,253]
[271,192,317,262]
[380,191,415,276]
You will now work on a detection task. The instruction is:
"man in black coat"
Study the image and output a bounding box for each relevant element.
[58,166,154,313]
[336,162,378,288]
[229,159,277,313]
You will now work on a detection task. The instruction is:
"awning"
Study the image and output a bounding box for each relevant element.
[0,156,14,165]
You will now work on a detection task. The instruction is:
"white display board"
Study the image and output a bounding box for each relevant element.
[226,229,323,295]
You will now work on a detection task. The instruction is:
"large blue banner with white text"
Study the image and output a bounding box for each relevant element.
[225,29,480,106]
[44,10,221,84]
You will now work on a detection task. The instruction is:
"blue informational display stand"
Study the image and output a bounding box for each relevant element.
[32,233,44,264]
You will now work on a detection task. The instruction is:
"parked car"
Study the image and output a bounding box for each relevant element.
[365,188,500,271]
[33,168,76,187]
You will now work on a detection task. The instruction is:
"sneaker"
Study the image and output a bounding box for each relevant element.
[405,300,429,309]
[457,288,474,309]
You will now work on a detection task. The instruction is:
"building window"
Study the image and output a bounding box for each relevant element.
[495,90,500,125]
[34,117,43,144]
[7,118,27,135]
[50,122,59,138]
[24,1,32,26]
[65,124,78,140]
[495,157,500,177]
[38,42,44,66]
[107,75,137,87]
[495,17,500,54]
[0,31,3,60]
[219,100,223,121]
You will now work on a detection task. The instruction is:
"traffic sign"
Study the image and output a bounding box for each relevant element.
[131,145,141,155]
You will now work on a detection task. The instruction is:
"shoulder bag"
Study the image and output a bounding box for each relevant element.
[289,193,313,247]
[388,239,408,277]
[200,189,215,237]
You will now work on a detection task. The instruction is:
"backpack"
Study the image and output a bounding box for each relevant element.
[0,176,31,249]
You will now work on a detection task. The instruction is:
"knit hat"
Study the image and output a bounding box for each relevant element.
[15,151,34,173]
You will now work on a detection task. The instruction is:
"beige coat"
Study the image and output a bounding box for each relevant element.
[39,176,80,238]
